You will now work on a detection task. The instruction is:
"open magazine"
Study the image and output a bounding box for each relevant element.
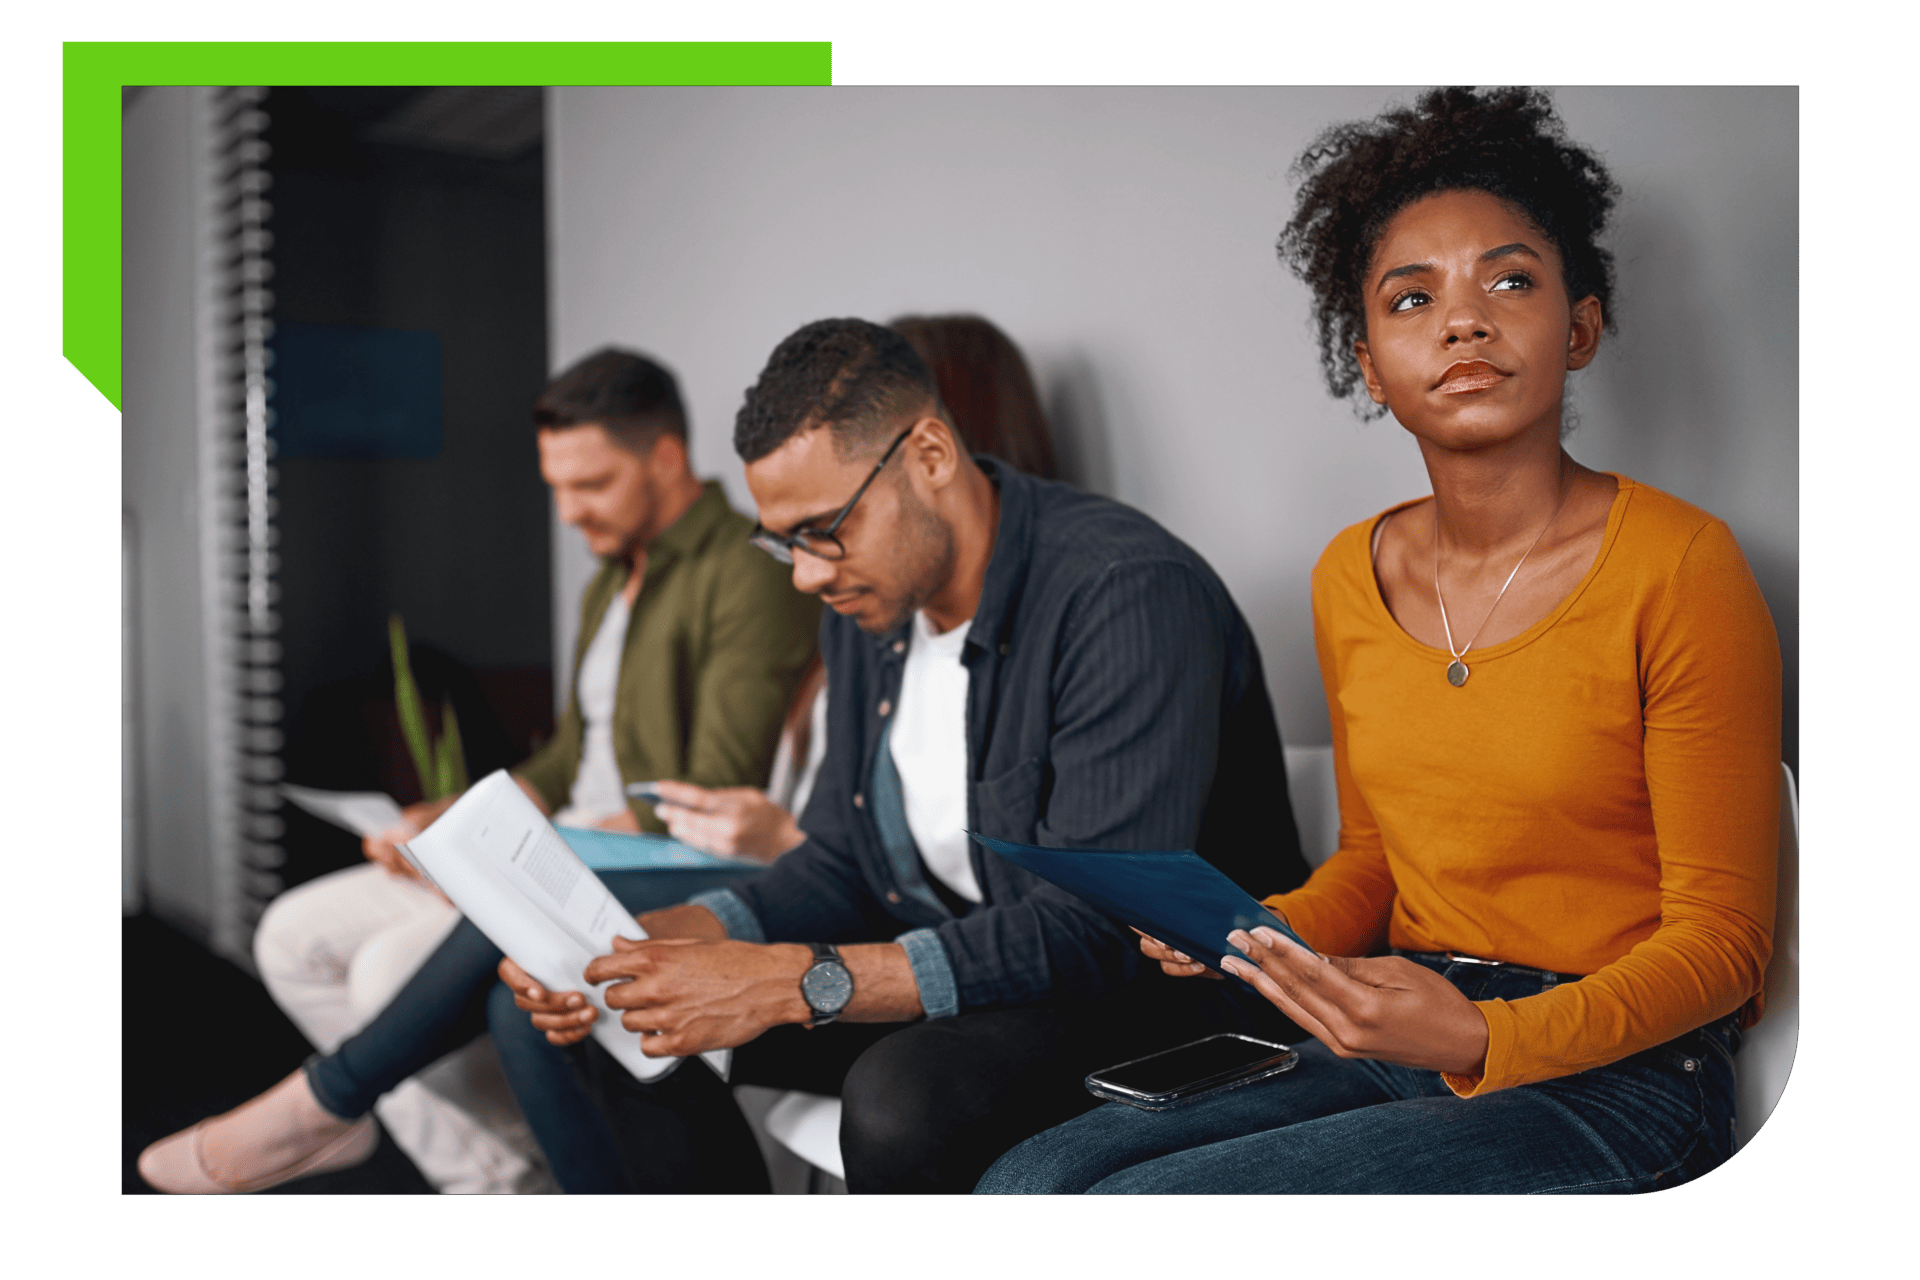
[280,784,406,839]
[397,769,729,1083]
[280,781,734,870]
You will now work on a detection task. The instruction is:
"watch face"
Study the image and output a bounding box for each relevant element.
[802,959,854,1015]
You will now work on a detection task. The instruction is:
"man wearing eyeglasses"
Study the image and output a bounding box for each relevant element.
[503,318,1314,1193]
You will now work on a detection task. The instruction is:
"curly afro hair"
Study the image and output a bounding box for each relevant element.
[1277,87,1621,416]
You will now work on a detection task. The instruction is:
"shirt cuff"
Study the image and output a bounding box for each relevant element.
[895,927,960,1020]
[1442,1000,1509,1098]
[688,888,765,944]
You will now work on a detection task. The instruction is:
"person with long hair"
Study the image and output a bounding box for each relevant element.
[891,313,1058,479]
[977,87,1781,1195]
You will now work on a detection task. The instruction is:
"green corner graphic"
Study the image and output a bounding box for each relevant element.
[67,41,833,410]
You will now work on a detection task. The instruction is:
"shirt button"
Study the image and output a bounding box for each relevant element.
[853,793,865,809]
[878,699,892,717]
[999,643,1010,655]
[886,891,901,904]
[892,640,905,654]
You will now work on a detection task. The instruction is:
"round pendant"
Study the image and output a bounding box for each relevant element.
[1446,660,1469,687]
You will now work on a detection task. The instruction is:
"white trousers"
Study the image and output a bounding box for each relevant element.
[252,863,556,1193]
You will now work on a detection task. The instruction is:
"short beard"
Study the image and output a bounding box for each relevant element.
[861,476,956,635]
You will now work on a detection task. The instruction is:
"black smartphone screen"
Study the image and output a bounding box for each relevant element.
[1096,1035,1291,1096]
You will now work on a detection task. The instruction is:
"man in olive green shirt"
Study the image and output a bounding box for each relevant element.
[512,353,822,831]
[364,347,821,846]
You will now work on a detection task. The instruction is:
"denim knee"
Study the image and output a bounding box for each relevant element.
[974,1124,1088,1194]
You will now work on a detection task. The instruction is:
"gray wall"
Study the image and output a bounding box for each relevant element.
[546,87,1796,766]
[122,86,215,932]
[123,87,561,942]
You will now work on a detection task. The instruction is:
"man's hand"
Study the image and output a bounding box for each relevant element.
[499,918,927,1054]
[362,796,457,880]
[650,780,804,863]
[1134,928,1223,980]
[494,904,728,1046]
[502,937,809,1057]
[587,938,815,1057]
[1219,927,1491,1077]
[498,956,600,1046]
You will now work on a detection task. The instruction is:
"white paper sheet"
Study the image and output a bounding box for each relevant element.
[400,770,728,1083]
[280,784,406,838]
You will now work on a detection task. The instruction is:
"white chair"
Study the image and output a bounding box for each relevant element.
[758,1088,847,1188]
[1283,745,1340,869]
[758,745,1343,1190]
[1732,763,1799,1149]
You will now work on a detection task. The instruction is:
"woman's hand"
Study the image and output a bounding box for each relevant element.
[1133,929,1222,979]
[1220,927,1490,1077]
[650,780,804,863]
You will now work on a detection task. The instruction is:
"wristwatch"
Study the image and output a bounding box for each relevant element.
[799,942,854,1027]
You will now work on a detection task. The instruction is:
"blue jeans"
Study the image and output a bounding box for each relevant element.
[302,866,763,1193]
[975,953,1741,1194]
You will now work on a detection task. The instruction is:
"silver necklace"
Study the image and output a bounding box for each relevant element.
[1433,480,1571,688]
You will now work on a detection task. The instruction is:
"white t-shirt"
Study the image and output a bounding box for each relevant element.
[889,609,980,903]
[553,591,632,828]
[766,676,830,820]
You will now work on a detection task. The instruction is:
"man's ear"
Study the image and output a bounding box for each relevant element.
[645,431,691,474]
[904,414,963,492]
[1354,340,1389,406]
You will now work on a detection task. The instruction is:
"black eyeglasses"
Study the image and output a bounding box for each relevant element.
[750,426,915,564]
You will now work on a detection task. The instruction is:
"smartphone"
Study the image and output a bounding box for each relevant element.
[622,782,669,807]
[1085,1034,1298,1111]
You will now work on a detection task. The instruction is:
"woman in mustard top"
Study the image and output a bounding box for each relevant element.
[977,87,1781,1194]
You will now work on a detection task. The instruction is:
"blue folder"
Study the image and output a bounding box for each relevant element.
[556,827,740,872]
[968,832,1314,975]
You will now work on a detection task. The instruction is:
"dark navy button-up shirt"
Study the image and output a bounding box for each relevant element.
[694,459,1310,1015]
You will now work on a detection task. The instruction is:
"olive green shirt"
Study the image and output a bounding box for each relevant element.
[515,480,821,833]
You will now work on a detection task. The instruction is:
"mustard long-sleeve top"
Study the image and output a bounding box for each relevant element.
[1266,476,1780,1097]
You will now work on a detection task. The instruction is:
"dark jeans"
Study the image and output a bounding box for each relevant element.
[300,866,763,1193]
[975,952,1742,1194]
[568,964,1304,1194]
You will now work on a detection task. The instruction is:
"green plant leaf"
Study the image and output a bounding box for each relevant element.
[389,613,434,800]
[435,697,469,798]
[443,698,469,792]
[433,731,452,799]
